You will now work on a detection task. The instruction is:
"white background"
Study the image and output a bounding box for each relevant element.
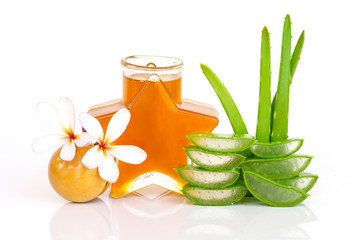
[1,0,360,239]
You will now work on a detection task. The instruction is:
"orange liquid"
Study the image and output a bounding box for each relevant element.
[88,75,218,198]
[123,74,182,106]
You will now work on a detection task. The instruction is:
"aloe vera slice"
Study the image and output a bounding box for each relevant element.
[182,180,248,206]
[271,15,292,142]
[188,132,255,153]
[242,155,312,180]
[184,146,246,170]
[200,64,248,135]
[277,173,318,193]
[243,170,309,207]
[249,138,303,158]
[176,164,240,188]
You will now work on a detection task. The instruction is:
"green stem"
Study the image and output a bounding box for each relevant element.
[201,64,248,134]
[256,27,271,142]
[271,15,292,142]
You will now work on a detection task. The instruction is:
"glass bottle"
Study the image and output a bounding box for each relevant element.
[88,55,219,198]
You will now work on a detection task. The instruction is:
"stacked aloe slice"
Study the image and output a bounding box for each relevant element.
[177,15,318,207]
[177,133,254,206]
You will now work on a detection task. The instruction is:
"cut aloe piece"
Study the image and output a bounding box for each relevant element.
[249,138,303,158]
[176,164,240,188]
[182,180,248,206]
[243,170,309,207]
[242,155,312,180]
[277,173,318,193]
[188,132,255,153]
[184,146,246,170]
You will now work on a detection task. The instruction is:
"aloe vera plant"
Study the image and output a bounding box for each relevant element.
[177,15,316,207]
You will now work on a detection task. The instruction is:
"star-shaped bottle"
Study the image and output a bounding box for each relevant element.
[88,56,219,198]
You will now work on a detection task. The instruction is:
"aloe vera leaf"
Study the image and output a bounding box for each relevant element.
[184,146,246,170]
[182,180,248,206]
[249,138,303,158]
[256,27,272,143]
[270,30,305,133]
[243,169,309,207]
[290,31,305,83]
[187,132,255,153]
[200,64,248,134]
[277,173,318,193]
[242,155,312,180]
[176,164,240,188]
[271,15,292,142]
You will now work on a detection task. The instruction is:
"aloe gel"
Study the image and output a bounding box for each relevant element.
[176,165,240,188]
[184,146,245,170]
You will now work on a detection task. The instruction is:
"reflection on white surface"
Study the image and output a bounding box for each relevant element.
[110,185,186,240]
[50,198,113,240]
[179,197,317,240]
[49,186,317,240]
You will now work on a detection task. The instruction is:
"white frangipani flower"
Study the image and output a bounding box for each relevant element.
[32,97,90,161]
[79,108,147,183]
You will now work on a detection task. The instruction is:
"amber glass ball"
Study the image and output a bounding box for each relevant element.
[48,145,108,202]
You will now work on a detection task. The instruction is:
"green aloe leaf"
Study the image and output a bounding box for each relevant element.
[270,28,305,137]
[290,31,305,84]
[187,132,255,153]
[242,155,312,180]
[271,15,292,142]
[176,164,240,188]
[184,146,246,170]
[200,64,248,134]
[277,173,318,193]
[249,138,303,158]
[182,179,248,206]
[256,26,272,142]
[243,170,309,207]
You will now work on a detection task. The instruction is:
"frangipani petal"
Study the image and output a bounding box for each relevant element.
[104,108,131,144]
[74,132,90,147]
[81,145,104,169]
[58,97,75,134]
[32,134,68,153]
[99,151,119,183]
[79,113,104,143]
[36,102,62,130]
[60,140,76,161]
[108,145,147,164]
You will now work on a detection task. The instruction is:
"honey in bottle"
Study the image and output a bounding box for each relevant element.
[88,55,219,198]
